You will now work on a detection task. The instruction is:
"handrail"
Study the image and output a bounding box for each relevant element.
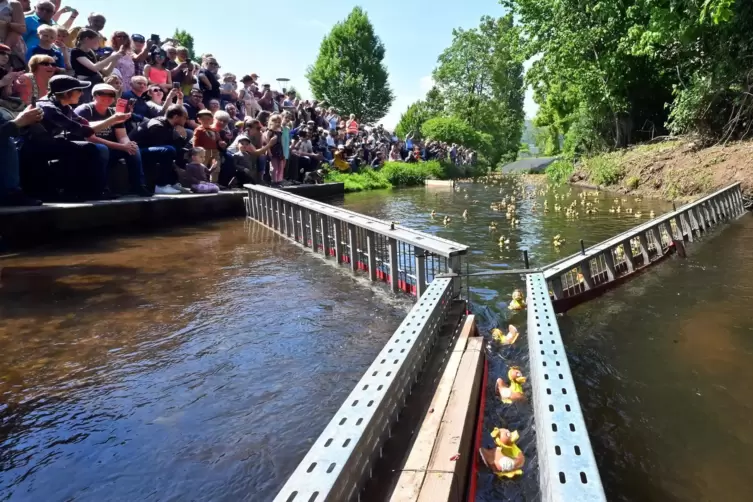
[246,185,468,257]
[526,273,607,502]
[543,182,744,278]
[272,278,455,502]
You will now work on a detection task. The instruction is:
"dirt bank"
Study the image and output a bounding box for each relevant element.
[569,140,753,204]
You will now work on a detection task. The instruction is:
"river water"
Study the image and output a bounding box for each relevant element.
[1,180,749,502]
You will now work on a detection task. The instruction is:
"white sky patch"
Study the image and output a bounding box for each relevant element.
[419,75,435,93]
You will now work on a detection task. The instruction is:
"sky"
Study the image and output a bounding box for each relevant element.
[61,0,537,128]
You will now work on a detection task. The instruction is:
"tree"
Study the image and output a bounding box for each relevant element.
[421,116,491,153]
[173,29,199,64]
[306,7,394,123]
[432,14,526,165]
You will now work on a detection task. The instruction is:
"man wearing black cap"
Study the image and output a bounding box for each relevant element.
[20,75,130,201]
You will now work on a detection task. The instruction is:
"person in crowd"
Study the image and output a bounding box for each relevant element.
[13,53,55,104]
[207,98,220,115]
[332,144,350,172]
[258,82,273,112]
[183,88,203,129]
[346,113,358,137]
[50,4,76,30]
[163,44,177,71]
[241,117,275,184]
[0,103,43,205]
[23,1,55,51]
[219,72,236,105]
[128,103,190,195]
[212,109,234,185]
[53,25,72,71]
[74,83,150,196]
[66,11,105,48]
[197,56,220,106]
[130,33,149,77]
[224,102,242,123]
[172,46,195,96]
[0,0,28,70]
[71,28,124,97]
[191,109,219,177]
[181,147,219,193]
[143,47,171,93]
[0,44,25,118]
[264,113,285,186]
[22,75,130,200]
[238,76,259,118]
[110,31,144,94]
[103,73,121,98]
[389,143,401,161]
[25,23,62,70]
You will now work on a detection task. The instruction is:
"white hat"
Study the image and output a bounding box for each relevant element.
[91,83,118,95]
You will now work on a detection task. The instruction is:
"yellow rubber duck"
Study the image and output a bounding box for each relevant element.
[509,289,526,311]
[491,324,519,345]
[463,209,468,219]
[430,210,436,218]
[479,428,524,478]
[650,210,655,218]
[497,366,527,403]
[443,216,451,225]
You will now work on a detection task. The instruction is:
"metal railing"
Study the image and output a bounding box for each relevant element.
[244,185,468,298]
[526,273,607,502]
[543,182,745,299]
[272,277,455,502]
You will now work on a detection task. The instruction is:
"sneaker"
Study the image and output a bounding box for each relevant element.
[155,185,181,195]
[171,183,192,194]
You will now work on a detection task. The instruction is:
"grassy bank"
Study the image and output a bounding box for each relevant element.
[325,161,471,193]
[545,140,753,201]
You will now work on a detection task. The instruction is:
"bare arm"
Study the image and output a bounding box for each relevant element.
[88,113,131,133]
[75,51,123,73]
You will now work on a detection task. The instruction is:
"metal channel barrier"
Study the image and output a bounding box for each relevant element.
[543,182,745,299]
[526,273,607,502]
[244,185,468,298]
[273,277,455,502]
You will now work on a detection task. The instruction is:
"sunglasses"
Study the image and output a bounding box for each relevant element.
[38,62,55,67]
[150,88,163,93]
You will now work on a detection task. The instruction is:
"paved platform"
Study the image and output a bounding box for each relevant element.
[0,192,246,248]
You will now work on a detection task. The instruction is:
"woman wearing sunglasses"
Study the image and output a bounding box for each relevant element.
[13,54,56,105]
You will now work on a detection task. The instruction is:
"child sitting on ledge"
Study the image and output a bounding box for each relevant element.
[181,147,220,194]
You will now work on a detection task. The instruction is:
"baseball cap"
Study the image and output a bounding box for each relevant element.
[131,34,145,43]
[49,75,91,94]
[92,83,117,95]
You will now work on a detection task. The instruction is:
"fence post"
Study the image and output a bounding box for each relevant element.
[602,249,617,281]
[274,199,282,231]
[680,211,694,242]
[298,207,306,244]
[621,239,635,272]
[321,216,330,257]
[366,231,377,281]
[334,221,343,264]
[447,256,462,297]
[309,211,318,251]
[649,226,663,251]
[388,238,399,293]
[551,275,564,299]
[415,247,427,297]
[692,206,706,232]
[348,224,357,273]
[638,232,651,264]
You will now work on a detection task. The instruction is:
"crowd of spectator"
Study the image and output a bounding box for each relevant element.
[0,1,477,207]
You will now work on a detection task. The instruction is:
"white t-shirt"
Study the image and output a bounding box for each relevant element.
[298,139,313,154]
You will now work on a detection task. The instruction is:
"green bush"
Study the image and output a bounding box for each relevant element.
[325,169,392,192]
[583,156,623,186]
[324,161,464,193]
[625,176,640,190]
[545,159,575,184]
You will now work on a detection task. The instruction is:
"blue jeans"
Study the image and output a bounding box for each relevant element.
[97,145,146,191]
[0,134,20,196]
[140,146,177,186]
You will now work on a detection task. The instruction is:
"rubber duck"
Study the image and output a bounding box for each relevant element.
[430,210,436,218]
[491,325,518,345]
[635,212,642,218]
[497,366,527,403]
[443,216,451,225]
[650,210,655,218]
[463,209,468,219]
[509,289,526,311]
[479,428,525,478]
[553,234,565,247]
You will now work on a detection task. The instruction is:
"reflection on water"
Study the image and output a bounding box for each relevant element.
[343,182,753,502]
[0,220,409,501]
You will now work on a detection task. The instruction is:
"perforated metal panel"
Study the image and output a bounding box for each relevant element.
[526,273,607,502]
[273,278,454,502]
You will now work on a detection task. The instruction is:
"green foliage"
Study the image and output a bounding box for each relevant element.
[421,116,491,153]
[432,14,526,166]
[324,161,457,193]
[545,159,575,185]
[395,101,432,140]
[504,0,753,146]
[626,176,640,190]
[306,7,394,123]
[582,156,623,186]
[173,29,197,63]
[325,169,392,192]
